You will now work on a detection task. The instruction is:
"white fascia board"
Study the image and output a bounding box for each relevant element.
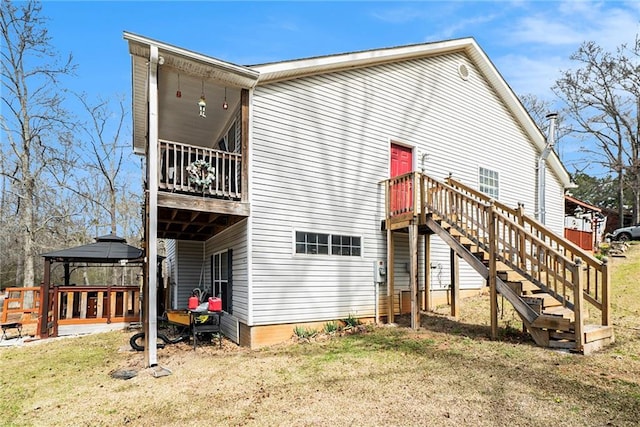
[465,41,573,188]
[252,38,475,84]
[124,31,259,86]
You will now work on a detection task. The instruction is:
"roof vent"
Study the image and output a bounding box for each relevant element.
[458,63,470,81]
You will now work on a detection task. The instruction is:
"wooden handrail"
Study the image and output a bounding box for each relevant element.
[444,175,607,319]
[382,172,610,334]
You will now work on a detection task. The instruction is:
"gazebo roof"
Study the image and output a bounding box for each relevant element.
[41,234,144,263]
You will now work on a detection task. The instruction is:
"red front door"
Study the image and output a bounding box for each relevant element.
[390,144,413,214]
[390,144,413,178]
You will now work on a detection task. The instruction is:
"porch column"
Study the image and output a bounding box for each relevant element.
[144,44,160,367]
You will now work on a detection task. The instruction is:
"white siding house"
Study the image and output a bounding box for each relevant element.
[126,34,573,351]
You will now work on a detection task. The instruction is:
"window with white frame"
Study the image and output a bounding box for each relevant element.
[479,167,499,199]
[295,231,362,256]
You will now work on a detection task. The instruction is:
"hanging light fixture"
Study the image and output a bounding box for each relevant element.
[222,87,228,110]
[198,80,206,118]
[176,74,182,98]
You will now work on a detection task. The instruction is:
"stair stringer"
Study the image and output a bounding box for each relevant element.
[425,215,560,348]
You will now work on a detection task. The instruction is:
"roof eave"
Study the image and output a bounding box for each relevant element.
[253,38,475,84]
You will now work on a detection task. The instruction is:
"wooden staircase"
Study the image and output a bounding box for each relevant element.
[384,172,614,354]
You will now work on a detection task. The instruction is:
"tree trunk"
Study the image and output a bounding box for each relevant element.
[619,170,625,227]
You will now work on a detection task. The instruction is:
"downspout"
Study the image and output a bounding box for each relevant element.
[536,113,558,224]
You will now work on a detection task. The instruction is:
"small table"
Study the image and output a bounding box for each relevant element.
[0,322,22,342]
[189,310,222,350]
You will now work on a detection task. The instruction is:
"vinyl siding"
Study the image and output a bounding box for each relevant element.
[205,219,249,324]
[173,240,207,309]
[248,51,564,325]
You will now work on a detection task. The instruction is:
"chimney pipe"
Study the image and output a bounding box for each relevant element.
[536,113,558,224]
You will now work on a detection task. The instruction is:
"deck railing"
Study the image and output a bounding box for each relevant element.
[385,172,421,220]
[444,176,609,326]
[159,139,242,199]
[1,287,40,324]
[54,285,140,327]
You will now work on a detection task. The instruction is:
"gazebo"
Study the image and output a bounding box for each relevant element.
[38,234,146,338]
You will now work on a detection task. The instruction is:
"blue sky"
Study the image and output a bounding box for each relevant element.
[40,0,640,174]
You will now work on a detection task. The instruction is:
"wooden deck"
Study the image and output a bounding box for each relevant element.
[155,139,250,241]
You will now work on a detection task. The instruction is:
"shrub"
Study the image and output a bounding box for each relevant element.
[323,321,339,334]
[342,314,361,328]
[293,326,318,340]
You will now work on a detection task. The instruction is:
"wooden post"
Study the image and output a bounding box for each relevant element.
[424,234,431,311]
[387,228,395,323]
[66,292,74,320]
[419,173,426,225]
[516,203,526,271]
[409,223,419,329]
[80,292,88,319]
[52,285,59,337]
[602,257,610,326]
[413,172,419,218]
[39,259,51,338]
[573,257,584,352]
[450,248,459,318]
[489,203,498,340]
[106,286,112,324]
[97,291,104,318]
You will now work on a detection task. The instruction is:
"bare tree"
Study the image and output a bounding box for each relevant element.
[519,93,569,163]
[1,0,76,286]
[72,94,129,236]
[554,38,640,226]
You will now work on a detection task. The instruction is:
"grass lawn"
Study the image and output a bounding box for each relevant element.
[2,247,640,426]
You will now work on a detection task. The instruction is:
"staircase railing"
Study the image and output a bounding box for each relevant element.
[418,174,609,335]
[444,176,610,327]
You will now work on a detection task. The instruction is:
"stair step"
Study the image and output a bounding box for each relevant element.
[531,314,573,331]
[543,306,575,321]
[549,330,576,341]
[583,325,614,343]
[522,293,563,309]
[497,270,522,282]
[582,325,615,355]
[505,280,540,295]
[457,236,475,246]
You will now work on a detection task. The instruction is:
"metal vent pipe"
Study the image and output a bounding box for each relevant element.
[536,113,558,224]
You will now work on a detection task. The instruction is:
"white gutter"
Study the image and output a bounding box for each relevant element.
[536,113,558,224]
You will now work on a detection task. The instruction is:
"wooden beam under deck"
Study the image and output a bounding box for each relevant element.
[157,192,250,240]
[158,192,250,216]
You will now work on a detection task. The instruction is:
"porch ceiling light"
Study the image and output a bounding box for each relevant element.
[198,80,206,118]
[222,87,228,110]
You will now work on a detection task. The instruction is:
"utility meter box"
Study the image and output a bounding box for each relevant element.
[374,260,387,283]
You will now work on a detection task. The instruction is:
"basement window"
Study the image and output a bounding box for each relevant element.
[479,167,499,199]
[295,231,361,256]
